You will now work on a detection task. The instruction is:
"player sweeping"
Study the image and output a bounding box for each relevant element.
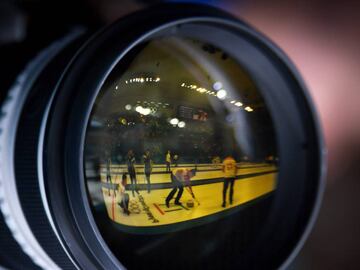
[165,167,197,208]
[126,150,138,197]
[222,155,238,207]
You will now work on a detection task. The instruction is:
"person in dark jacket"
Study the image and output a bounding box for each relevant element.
[126,150,138,197]
[106,157,112,196]
[143,150,153,193]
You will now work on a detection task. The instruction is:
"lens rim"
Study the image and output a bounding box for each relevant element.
[0,30,87,270]
[43,3,325,269]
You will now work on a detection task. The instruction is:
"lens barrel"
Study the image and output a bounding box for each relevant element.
[0,3,325,270]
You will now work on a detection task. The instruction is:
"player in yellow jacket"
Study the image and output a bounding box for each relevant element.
[165,150,171,172]
[222,156,238,207]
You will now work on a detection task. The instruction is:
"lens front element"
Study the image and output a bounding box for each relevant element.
[84,36,278,267]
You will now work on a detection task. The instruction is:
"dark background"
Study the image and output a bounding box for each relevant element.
[0,0,359,269]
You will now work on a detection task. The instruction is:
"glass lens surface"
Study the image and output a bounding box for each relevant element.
[84,36,278,264]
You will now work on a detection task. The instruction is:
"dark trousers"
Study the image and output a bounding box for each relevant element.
[120,193,129,209]
[145,172,151,193]
[166,173,183,203]
[120,193,130,214]
[166,162,171,172]
[223,178,235,204]
[106,173,111,194]
[166,186,183,204]
[129,171,137,196]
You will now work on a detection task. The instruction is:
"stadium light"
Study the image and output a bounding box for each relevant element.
[142,108,151,115]
[170,118,179,125]
[178,121,186,128]
[135,105,151,115]
[217,89,227,100]
[213,81,222,91]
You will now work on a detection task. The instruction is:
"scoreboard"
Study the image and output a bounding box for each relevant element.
[178,105,208,121]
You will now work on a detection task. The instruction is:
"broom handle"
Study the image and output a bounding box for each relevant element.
[184,186,200,205]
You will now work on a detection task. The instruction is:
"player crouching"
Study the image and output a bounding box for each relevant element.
[118,173,130,215]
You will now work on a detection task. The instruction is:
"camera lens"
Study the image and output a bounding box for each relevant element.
[84,35,278,268]
[0,3,324,270]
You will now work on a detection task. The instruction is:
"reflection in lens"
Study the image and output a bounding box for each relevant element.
[84,36,278,263]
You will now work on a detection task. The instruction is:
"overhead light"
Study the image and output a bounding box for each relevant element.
[125,104,132,110]
[235,102,243,107]
[142,108,151,115]
[217,89,227,100]
[135,105,151,115]
[178,121,186,128]
[197,88,207,93]
[126,77,160,84]
[170,118,179,125]
[213,81,223,91]
[135,106,143,113]
[245,106,253,112]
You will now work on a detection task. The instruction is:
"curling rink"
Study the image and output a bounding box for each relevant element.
[99,163,277,229]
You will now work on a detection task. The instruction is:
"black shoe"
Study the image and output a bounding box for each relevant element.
[174,201,182,206]
[222,202,226,208]
[166,200,170,208]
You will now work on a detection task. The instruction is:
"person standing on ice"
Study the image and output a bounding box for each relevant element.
[173,154,179,167]
[165,150,171,172]
[222,155,238,208]
[106,157,112,196]
[143,150,152,193]
[126,149,138,197]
